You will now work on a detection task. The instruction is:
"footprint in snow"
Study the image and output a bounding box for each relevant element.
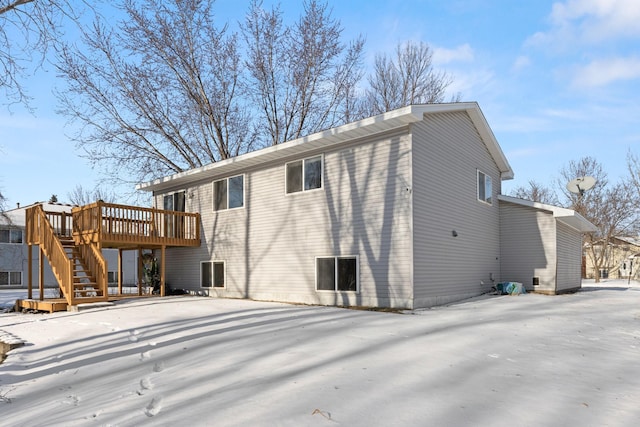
[140,350,151,361]
[144,396,163,417]
[137,377,153,395]
[153,361,165,372]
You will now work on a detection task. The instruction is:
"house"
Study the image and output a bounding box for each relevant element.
[0,202,138,290]
[583,236,640,280]
[498,195,596,294]
[138,102,595,309]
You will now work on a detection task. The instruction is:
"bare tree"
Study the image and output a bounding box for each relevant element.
[243,0,365,145]
[67,184,117,206]
[56,0,252,184]
[510,180,559,205]
[364,40,453,116]
[0,0,78,107]
[559,157,640,282]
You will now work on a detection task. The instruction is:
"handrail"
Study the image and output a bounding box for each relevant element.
[72,201,200,246]
[78,242,108,300]
[25,205,74,305]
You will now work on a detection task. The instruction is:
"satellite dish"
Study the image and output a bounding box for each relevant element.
[566,176,596,196]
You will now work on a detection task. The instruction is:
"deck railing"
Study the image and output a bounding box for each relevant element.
[72,201,200,247]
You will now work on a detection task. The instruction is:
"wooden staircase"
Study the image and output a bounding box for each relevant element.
[26,205,108,307]
[60,238,105,301]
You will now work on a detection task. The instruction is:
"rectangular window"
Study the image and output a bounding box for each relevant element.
[0,271,22,286]
[0,228,22,244]
[316,256,358,292]
[286,155,322,194]
[477,170,492,204]
[201,261,225,288]
[213,175,244,211]
[107,271,117,284]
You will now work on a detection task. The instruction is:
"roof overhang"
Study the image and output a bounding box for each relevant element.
[138,102,514,193]
[498,195,597,233]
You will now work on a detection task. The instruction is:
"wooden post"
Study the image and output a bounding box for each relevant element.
[137,247,143,296]
[38,247,44,301]
[118,248,123,295]
[27,243,33,300]
[160,245,166,297]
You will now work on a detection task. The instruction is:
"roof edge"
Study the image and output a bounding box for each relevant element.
[498,194,597,232]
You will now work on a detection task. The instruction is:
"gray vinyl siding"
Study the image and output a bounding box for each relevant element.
[157,132,414,308]
[556,222,582,292]
[499,202,557,292]
[412,111,501,307]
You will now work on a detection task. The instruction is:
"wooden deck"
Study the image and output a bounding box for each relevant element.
[24,202,201,309]
[15,293,161,313]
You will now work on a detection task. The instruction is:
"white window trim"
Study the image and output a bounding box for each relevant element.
[315,255,359,293]
[213,174,245,212]
[477,169,493,205]
[285,154,324,195]
[200,260,226,289]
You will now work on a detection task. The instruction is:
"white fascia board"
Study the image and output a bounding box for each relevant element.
[498,195,597,233]
[137,102,512,192]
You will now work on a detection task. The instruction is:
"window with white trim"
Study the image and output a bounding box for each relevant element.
[477,170,492,204]
[286,155,323,194]
[0,228,23,244]
[0,271,22,286]
[214,175,244,211]
[201,261,225,288]
[316,256,358,292]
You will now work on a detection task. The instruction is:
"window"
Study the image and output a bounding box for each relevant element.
[201,261,225,288]
[316,256,358,292]
[214,175,244,211]
[286,155,323,194]
[477,170,492,204]
[108,271,118,284]
[0,228,23,244]
[0,271,22,286]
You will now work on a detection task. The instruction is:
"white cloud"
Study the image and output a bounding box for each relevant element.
[572,56,640,87]
[512,55,531,72]
[433,44,474,65]
[528,0,640,47]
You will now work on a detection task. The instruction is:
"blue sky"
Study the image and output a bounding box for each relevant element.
[1,0,638,207]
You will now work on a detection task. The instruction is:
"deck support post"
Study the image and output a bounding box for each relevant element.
[137,247,143,296]
[160,245,166,297]
[38,246,44,301]
[27,244,33,300]
[118,248,123,295]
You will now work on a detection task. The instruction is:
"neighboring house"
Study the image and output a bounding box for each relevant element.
[498,195,596,294]
[0,202,138,289]
[583,236,640,280]
[138,102,594,309]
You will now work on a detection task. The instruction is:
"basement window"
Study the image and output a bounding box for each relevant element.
[316,256,358,292]
[201,261,225,288]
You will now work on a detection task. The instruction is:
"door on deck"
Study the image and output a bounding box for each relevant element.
[163,191,186,239]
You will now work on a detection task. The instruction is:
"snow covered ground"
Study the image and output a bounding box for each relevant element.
[1,280,639,426]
